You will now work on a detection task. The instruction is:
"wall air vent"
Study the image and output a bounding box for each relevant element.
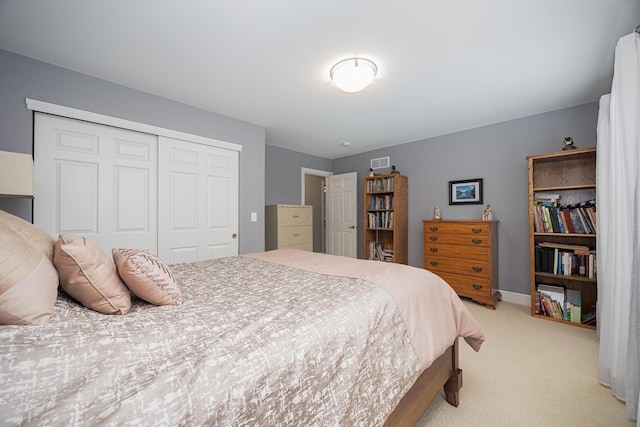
[370,156,390,170]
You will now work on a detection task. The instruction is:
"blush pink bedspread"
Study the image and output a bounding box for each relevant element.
[245,249,485,370]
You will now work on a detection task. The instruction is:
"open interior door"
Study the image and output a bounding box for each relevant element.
[325,172,357,258]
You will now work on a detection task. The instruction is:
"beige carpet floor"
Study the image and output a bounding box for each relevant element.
[415,300,633,427]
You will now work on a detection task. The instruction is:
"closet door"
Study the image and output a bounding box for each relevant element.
[34,113,158,254]
[158,136,239,264]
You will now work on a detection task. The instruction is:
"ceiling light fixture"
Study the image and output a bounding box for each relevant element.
[330,57,378,93]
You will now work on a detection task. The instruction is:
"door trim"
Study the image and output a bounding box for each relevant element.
[26,99,242,152]
[301,167,332,205]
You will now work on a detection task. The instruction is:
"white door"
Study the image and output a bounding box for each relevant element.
[326,172,357,258]
[34,113,158,255]
[158,136,239,264]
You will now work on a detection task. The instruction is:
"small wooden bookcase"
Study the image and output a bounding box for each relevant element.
[363,174,407,264]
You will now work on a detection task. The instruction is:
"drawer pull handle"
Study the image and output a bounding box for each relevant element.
[472,266,483,272]
[429,236,438,241]
[430,247,438,253]
[293,233,300,237]
[430,261,439,267]
[430,226,438,232]
[472,239,482,244]
[472,228,482,233]
[292,215,300,218]
[472,284,483,290]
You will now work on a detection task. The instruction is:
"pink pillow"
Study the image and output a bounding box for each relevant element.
[112,249,182,306]
[0,209,55,261]
[54,234,131,315]
[0,221,58,325]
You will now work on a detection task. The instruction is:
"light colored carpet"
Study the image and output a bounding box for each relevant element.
[415,299,632,427]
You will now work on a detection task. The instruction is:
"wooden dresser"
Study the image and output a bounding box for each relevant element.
[423,220,501,309]
[265,205,313,251]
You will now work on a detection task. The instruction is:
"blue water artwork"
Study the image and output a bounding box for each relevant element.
[456,185,476,199]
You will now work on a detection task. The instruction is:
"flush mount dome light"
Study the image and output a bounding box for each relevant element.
[330,57,378,93]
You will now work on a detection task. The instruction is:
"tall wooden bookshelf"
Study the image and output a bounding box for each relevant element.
[527,146,597,329]
[363,174,407,264]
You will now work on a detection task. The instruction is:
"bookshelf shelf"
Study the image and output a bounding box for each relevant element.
[534,272,597,283]
[527,146,597,330]
[363,174,407,264]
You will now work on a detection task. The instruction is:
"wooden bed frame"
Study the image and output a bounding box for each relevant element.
[385,339,462,426]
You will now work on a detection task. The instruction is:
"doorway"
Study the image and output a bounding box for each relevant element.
[301,168,331,253]
[302,168,358,258]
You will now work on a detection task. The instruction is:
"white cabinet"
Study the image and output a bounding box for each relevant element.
[265,205,313,251]
[34,113,239,264]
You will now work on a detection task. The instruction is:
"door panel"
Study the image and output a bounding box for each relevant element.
[35,113,158,255]
[326,172,357,258]
[158,136,238,264]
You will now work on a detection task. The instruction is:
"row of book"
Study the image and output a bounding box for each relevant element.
[370,195,393,210]
[535,242,597,278]
[367,177,395,193]
[535,284,594,325]
[366,211,394,229]
[533,199,597,234]
[368,241,394,262]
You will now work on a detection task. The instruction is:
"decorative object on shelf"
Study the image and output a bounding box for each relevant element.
[562,136,577,150]
[482,204,493,221]
[368,168,375,177]
[449,178,483,205]
[433,205,442,220]
[329,57,378,93]
[390,165,400,174]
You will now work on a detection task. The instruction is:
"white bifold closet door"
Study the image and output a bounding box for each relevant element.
[34,113,239,263]
[158,136,238,264]
[34,113,158,255]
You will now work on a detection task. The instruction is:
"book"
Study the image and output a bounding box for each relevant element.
[565,289,581,323]
[537,242,590,253]
[548,207,561,233]
[537,284,565,319]
[560,207,576,233]
[569,208,587,233]
[534,193,560,206]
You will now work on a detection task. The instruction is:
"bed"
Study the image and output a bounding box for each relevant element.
[0,213,484,426]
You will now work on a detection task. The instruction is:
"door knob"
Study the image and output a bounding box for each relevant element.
[348,225,355,229]
[232,233,237,238]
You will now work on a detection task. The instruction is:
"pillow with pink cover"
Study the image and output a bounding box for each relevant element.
[54,234,131,315]
[0,221,58,325]
[0,209,55,261]
[112,248,182,306]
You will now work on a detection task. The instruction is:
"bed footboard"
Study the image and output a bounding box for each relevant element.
[384,338,461,426]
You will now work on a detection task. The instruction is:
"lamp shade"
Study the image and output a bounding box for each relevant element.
[330,58,378,93]
[0,150,34,198]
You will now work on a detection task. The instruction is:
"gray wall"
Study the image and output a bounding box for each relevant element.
[333,103,599,296]
[0,49,266,254]
[265,144,332,205]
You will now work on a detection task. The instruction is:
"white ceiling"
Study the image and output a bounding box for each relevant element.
[0,1,638,159]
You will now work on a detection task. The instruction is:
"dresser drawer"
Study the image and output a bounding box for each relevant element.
[423,243,490,261]
[277,206,312,227]
[435,272,492,298]
[424,257,490,278]
[423,219,499,308]
[423,221,490,237]
[277,225,312,246]
[281,242,313,251]
[424,232,490,247]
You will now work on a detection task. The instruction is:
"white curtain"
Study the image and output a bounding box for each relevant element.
[596,31,640,422]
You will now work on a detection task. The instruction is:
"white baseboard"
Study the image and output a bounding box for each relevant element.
[499,290,530,306]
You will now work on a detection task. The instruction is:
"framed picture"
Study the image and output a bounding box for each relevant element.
[449,178,483,205]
